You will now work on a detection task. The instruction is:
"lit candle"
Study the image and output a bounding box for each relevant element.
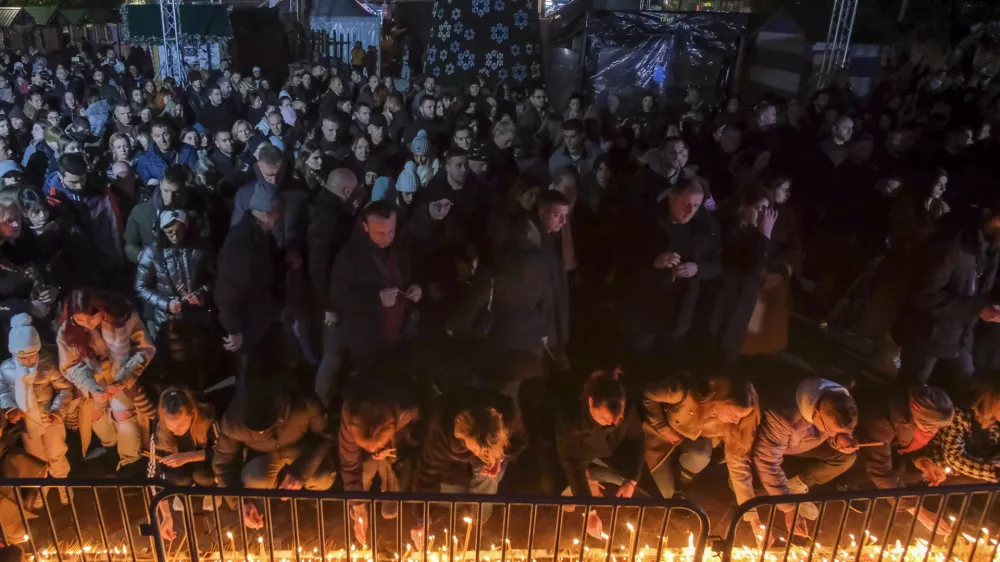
[227,531,237,557]
[461,517,474,562]
[258,536,264,559]
[626,523,636,562]
[403,543,413,561]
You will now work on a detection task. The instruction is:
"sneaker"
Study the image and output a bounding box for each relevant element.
[787,475,809,495]
[173,497,184,512]
[202,496,221,512]
[58,487,71,506]
[786,476,819,520]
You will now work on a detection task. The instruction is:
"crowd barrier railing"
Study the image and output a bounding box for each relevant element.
[0,477,159,562]
[146,487,710,562]
[718,484,1000,562]
[8,479,1000,562]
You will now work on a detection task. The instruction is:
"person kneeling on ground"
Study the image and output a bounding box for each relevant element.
[155,386,221,541]
[212,378,335,530]
[753,377,859,536]
[555,369,645,539]
[339,375,421,545]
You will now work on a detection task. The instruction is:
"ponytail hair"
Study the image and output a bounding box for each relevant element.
[692,376,760,457]
[582,368,627,420]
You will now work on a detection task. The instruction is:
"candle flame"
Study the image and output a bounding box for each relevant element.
[463,517,473,524]
[227,531,234,539]
[627,522,635,531]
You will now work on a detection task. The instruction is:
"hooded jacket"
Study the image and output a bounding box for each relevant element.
[752,378,851,497]
[0,345,72,422]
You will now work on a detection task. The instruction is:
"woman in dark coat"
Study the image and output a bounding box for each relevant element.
[706,186,777,362]
[741,174,803,356]
[134,209,213,387]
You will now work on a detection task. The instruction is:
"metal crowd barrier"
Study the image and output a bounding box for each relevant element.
[11,479,1000,562]
[0,478,159,561]
[718,484,1000,562]
[146,488,709,562]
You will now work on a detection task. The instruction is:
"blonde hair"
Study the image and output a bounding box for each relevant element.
[454,408,509,466]
[973,379,1000,428]
[693,376,760,457]
[231,119,252,139]
[157,387,211,447]
[492,118,515,140]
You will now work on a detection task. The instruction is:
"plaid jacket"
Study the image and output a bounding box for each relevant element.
[930,408,1000,483]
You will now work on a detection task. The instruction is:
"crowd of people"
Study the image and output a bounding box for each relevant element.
[0,40,1000,546]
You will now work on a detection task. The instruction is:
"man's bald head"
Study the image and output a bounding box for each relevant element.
[111,160,132,178]
[327,168,358,199]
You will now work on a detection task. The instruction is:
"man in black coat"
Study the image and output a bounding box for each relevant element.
[309,168,362,405]
[209,129,238,180]
[214,182,286,382]
[626,178,721,368]
[329,201,422,372]
[893,210,1000,392]
[530,191,573,367]
[198,84,237,135]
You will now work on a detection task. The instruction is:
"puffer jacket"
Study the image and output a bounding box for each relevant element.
[56,311,156,397]
[0,345,72,422]
[752,377,851,498]
[134,242,212,335]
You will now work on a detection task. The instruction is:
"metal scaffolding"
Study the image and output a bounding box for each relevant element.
[816,0,859,88]
[158,0,185,85]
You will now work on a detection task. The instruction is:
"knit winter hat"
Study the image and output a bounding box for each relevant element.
[371,177,392,201]
[411,130,429,154]
[159,209,188,228]
[188,70,203,84]
[8,313,40,357]
[396,161,419,193]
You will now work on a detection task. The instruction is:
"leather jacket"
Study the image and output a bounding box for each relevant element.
[134,243,211,333]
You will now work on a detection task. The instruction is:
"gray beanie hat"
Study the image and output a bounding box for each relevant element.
[249,182,282,213]
[8,313,40,357]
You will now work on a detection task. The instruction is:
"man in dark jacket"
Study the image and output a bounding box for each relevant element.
[857,385,953,492]
[310,168,361,404]
[198,84,237,135]
[627,179,721,365]
[530,191,572,361]
[209,129,238,180]
[214,182,285,381]
[402,96,443,147]
[213,379,334,530]
[185,71,208,118]
[329,201,422,372]
[135,118,199,186]
[893,211,1000,390]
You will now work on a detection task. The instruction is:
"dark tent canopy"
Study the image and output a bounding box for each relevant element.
[123,4,233,45]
